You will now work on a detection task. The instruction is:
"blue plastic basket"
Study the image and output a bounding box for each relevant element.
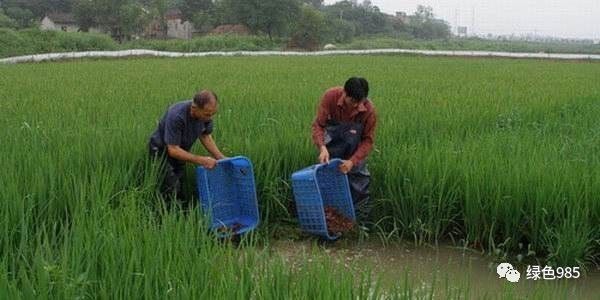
[291,159,356,240]
[196,156,259,237]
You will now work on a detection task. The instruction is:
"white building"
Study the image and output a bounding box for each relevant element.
[166,9,193,40]
[40,13,103,33]
[40,13,79,32]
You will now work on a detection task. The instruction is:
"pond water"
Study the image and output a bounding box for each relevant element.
[269,239,600,298]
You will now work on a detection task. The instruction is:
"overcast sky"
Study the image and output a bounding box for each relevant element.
[324,0,600,39]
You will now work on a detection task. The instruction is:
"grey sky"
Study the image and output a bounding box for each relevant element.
[324,0,600,39]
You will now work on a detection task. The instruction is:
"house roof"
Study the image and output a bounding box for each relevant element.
[45,12,77,24]
[210,24,251,35]
[165,8,183,20]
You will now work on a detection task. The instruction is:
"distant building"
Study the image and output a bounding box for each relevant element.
[210,24,251,35]
[144,20,165,39]
[165,9,193,39]
[40,13,103,33]
[145,9,194,39]
[457,26,468,37]
[395,11,408,23]
[40,13,79,32]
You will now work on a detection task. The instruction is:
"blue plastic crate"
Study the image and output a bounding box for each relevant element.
[291,159,356,240]
[196,156,259,237]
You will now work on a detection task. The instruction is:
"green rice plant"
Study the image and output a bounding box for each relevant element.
[0,55,598,297]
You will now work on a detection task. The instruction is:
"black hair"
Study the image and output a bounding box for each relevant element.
[193,90,218,108]
[344,77,369,101]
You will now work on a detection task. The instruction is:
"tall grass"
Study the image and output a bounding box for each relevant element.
[3,29,600,60]
[124,34,283,52]
[0,29,281,59]
[1,55,598,297]
[0,28,118,58]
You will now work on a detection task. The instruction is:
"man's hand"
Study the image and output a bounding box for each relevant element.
[167,145,218,169]
[339,160,354,174]
[318,146,330,164]
[195,156,218,169]
[199,134,226,162]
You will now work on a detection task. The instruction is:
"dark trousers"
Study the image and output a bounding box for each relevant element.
[149,143,185,206]
[347,161,372,224]
[324,122,372,224]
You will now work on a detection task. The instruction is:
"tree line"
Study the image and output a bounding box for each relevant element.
[0,0,452,47]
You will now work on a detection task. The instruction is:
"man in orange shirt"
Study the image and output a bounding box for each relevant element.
[311,77,377,224]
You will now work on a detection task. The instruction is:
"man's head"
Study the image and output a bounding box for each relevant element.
[190,90,218,121]
[343,77,369,107]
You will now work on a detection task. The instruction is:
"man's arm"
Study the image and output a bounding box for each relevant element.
[163,114,216,169]
[311,91,333,149]
[199,134,225,160]
[167,145,217,169]
[312,89,337,163]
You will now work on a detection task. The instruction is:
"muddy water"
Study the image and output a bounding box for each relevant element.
[269,239,600,299]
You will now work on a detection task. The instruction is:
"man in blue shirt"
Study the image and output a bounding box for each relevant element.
[149,90,225,206]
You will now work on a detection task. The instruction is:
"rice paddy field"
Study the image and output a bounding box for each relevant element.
[1,55,599,298]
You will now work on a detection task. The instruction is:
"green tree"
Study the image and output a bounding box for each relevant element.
[191,10,214,33]
[301,0,322,8]
[211,0,234,25]
[118,1,148,39]
[72,0,148,41]
[322,0,387,36]
[413,5,433,22]
[0,9,18,28]
[289,4,325,50]
[150,0,169,37]
[178,0,213,21]
[324,17,354,43]
[73,0,95,32]
[2,0,73,18]
[219,0,301,40]
[5,7,35,28]
[2,0,42,18]
[44,0,73,12]
[408,5,451,39]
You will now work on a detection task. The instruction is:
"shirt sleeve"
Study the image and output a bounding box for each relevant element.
[349,109,377,165]
[311,89,336,148]
[163,113,184,146]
